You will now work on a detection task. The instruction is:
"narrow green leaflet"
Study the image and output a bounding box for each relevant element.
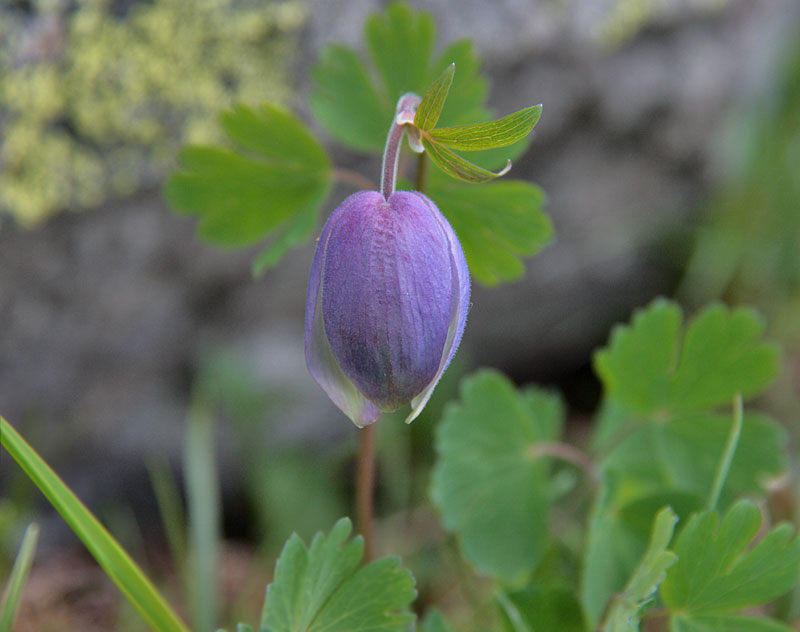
[309,3,487,152]
[0,417,190,632]
[422,138,511,183]
[0,523,39,632]
[415,63,455,131]
[594,299,779,419]
[498,586,588,632]
[261,518,416,632]
[427,175,552,285]
[430,370,564,582]
[660,500,800,631]
[603,507,678,632]
[430,105,542,150]
[165,104,331,271]
[432,39,490,127]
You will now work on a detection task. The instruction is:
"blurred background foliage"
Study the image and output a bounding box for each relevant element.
[0,0,304,226]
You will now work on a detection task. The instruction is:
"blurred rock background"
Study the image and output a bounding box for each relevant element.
[1,0,799,559]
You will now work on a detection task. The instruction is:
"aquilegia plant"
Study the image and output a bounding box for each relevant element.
[305,91,472,427]
[2,4,799,632]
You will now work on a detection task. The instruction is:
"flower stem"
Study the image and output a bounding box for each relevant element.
[356,423,377,562]
[706,393,744,511]
[380,92,421,200]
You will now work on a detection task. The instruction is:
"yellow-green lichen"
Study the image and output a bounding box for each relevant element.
[0,0,306,226]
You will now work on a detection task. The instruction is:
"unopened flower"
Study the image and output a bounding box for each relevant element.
[305,189,470,426]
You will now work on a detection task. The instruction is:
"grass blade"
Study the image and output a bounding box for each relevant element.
[0,523,39,632]
[184,399,221,632]
[0,416,190,632]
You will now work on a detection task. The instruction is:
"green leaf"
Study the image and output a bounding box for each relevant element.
[365,2,435,110]
[431,40,490,127]
[594,300,779,419]
[309,4,488,152]
[251,199,318,276]
[0,523,39,632]
[581,412,785,626]
[429,105,542,151]
[0,417,190,632]
[420,610,450,632]
[236,625,255,632]
[603,507,678,632]
[415,63,455,131]
[426,176,552,285]
[662,501,800,614]
[308,44,391,152]
[498,586,588,632]
[603,412,785,505]
[165,104,331,265]
[430,370,564,582]
[261,518,416,632]
[423,137,510,183]
[669,615,795,632]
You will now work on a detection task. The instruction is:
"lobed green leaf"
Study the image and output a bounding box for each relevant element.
[430,370,564,582]
[365,2,435,109]
[594,299,779,419]
[661,501,800,615]
[426,175,552,285]
[308,44,391,152]
[165,104,331,269]
[261,518,416,632]
[309,3,488,152]
[581,411,785,626]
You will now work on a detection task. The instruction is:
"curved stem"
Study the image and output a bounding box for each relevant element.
[356,424,377,562]
[380,92,421,200]
[529,441,599,482]
[706,393,744,511]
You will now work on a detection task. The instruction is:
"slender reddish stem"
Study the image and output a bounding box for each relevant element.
[380,92,421,200]
[356,424,377,561]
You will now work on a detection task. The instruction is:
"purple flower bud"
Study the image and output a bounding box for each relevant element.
[305,190,470,427]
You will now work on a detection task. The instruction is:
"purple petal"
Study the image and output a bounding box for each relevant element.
[305,194,382,427]
[406,192,470,423]
[321,191,454,411]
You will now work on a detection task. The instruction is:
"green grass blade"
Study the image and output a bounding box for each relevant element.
[0,416,190,632]
[0,523,39,632]
[148,459,188,571]
[184,399,221,632]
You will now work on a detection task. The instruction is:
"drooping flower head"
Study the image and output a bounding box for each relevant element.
[305,189,470,426]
